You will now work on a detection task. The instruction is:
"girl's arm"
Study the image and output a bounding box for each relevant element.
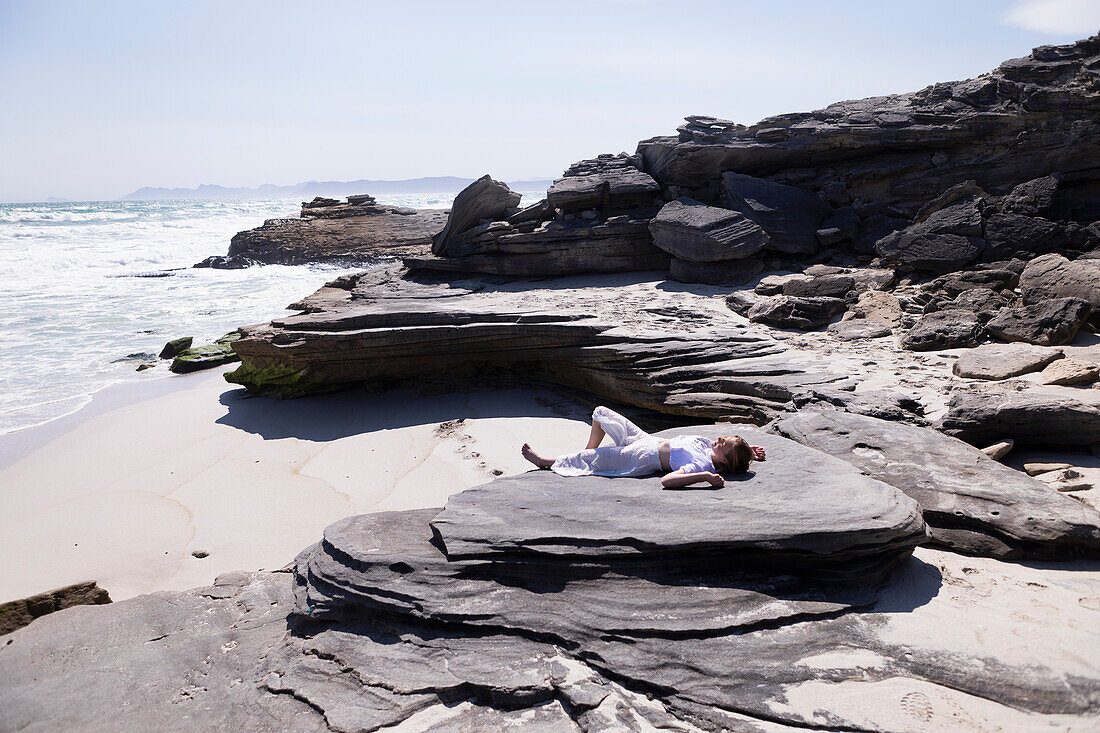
[661,470,724,489]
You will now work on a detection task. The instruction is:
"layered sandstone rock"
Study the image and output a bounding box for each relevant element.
[772,410,1100,559]
[941,384,1100,447]
[637,38,1100,219]
[408,154,668,277]
[5,448,1100,730]
[225,264,845,423]
[195,195,448,267]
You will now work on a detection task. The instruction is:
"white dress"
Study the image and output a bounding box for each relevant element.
[551,406,715,478]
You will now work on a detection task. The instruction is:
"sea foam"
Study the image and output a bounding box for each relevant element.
[0,192,540,434]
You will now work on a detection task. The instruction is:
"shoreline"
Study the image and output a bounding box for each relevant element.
[0,368,593,603]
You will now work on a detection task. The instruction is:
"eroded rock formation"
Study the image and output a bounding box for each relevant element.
[5,433,1099,730]
[772,410,1100,559]
[225,264,846,423]
[195,195,448,268]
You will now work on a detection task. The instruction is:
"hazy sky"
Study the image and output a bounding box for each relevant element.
[1,0,1098,202]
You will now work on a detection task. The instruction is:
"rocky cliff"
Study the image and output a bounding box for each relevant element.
[400,36,1099,283]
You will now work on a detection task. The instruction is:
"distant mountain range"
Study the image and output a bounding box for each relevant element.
[120,176,556,201]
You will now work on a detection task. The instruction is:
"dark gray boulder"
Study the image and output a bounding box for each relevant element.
[901,310,984,351]
[1001,173,1061,217]
[431,175,521,255]
[772,410,1100,558]
[983,212,1061,260]
[985,297,1092,346]
[815,206,860,245]
[949,288,1010,323]
[920,196,985,237]
[782,274,855,299]
[1019,253,1100,311]
[932,268,1019,295]
[952,342,1064,380]
[941,384,1100,447]
[875,231,984,274]
[746,294,846,330]
[649,197,769,261]
[546,154,659,213]
[913,181,987,222]
[720,172,830,254]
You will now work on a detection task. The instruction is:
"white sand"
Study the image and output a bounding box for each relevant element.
[0,369,593,601]
[779,547,1100,731]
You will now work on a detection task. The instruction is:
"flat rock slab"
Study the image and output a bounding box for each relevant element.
[649,197,768,261]
[952,343,1064,380]
[297,508,882,642]
[941,384,1100,447]
[828,319,892,340]
[7,548,1098,732]
[431,427,925,565]
[1040,357,1100,386]
[773,410,1100,559]
[229,265,847,422]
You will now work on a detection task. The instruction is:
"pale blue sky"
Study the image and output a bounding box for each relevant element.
[1,0,1098,202]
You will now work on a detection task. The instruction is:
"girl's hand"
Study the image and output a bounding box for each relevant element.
[707,472,725,488]
[751,445,766,461]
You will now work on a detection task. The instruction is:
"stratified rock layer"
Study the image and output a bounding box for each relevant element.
[226,265,846,423]
[0,580,110,636]
[431,427,924,572]
[941,384,1100,447]
[638,38,1100,216]
[772,410,1100,559]
[198,196,448,267]
[5,436,1100,731]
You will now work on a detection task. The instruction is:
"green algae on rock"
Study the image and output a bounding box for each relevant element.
[158,336,193,359]
[223,361,328,397]
[169,331,242,374]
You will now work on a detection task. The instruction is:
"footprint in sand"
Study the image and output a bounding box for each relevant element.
[434,419,504,477]
[1079,596,1100,611]
[901,691,934,722]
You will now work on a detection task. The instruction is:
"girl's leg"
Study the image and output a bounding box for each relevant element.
[592,406,650,446]
[586,420,606,450]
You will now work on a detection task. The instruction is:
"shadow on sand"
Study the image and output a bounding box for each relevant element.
[214,385,594,442]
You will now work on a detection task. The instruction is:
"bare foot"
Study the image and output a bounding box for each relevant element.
[521,443,554,469]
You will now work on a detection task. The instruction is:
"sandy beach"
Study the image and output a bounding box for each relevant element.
[0,369,593,602]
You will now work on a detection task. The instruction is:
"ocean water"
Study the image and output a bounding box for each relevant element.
[0,192,541,435]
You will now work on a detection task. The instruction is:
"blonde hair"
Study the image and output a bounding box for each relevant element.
[715,435,754,474]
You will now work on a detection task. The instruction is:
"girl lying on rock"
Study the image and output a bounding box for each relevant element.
[521,406,765,488]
